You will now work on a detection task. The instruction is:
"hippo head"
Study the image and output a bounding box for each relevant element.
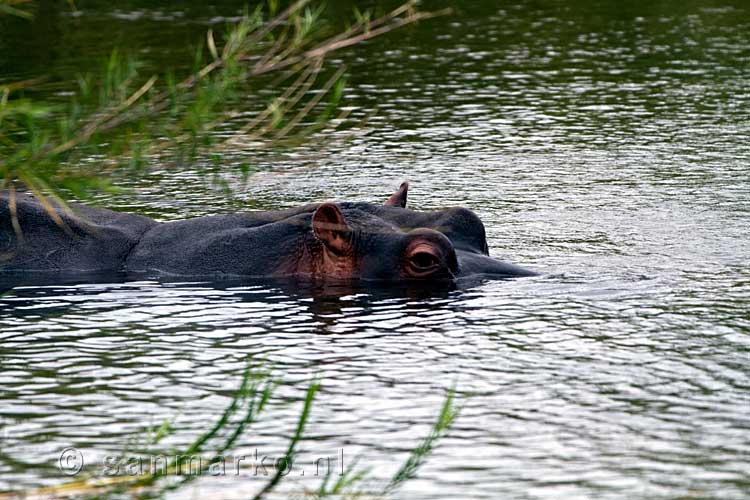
[305,201,459,281]
[294,182,536,282]
[0,183,536,282]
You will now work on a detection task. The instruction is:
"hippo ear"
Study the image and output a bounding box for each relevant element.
[384,181,408,208]
[312,203,351,254]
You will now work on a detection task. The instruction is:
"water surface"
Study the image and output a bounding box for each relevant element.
[1,1,749,498]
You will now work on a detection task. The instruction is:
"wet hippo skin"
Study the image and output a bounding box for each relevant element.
[0,191,157,273]
[1,183,537,281]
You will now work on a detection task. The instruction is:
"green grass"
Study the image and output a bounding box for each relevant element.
[385,385,459,493]
[1,1,449,224]
[0,0,33,19]
[1,365,459,500]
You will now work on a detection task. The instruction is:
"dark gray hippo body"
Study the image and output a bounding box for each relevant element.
[1,183,537,281]
[0,191,156,273]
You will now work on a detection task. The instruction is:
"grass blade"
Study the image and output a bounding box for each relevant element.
[251,377,320,500]
[385,387,459,493]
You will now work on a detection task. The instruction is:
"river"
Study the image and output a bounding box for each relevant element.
[1,1,749,498]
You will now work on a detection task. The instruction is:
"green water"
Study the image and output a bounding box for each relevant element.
[1,1,749,499]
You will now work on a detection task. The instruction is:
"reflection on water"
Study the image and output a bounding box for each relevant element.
[1,0,750,499]
[2,270,748,498]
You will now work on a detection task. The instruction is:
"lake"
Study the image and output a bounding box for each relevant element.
[1,0,749,498]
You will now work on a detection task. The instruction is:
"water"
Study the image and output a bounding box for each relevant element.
[1,1,749,498]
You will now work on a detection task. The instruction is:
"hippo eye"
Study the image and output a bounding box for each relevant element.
[403,239,450,279]
[410,251,440,270]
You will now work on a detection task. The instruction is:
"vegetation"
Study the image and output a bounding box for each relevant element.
[0,4,460,498]
[0,0,33,19]
[0,0,448,223]
[0,365,459,499]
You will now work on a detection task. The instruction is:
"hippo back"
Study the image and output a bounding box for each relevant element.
[0,192,157,273]
[124,210,314,276]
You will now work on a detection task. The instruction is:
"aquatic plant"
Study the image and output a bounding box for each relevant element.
[310,384,459,499]
[0,0,33,19]
[0,365,458,499]
[0,0,449,223]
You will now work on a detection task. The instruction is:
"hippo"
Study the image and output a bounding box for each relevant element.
[0,183,536,282]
